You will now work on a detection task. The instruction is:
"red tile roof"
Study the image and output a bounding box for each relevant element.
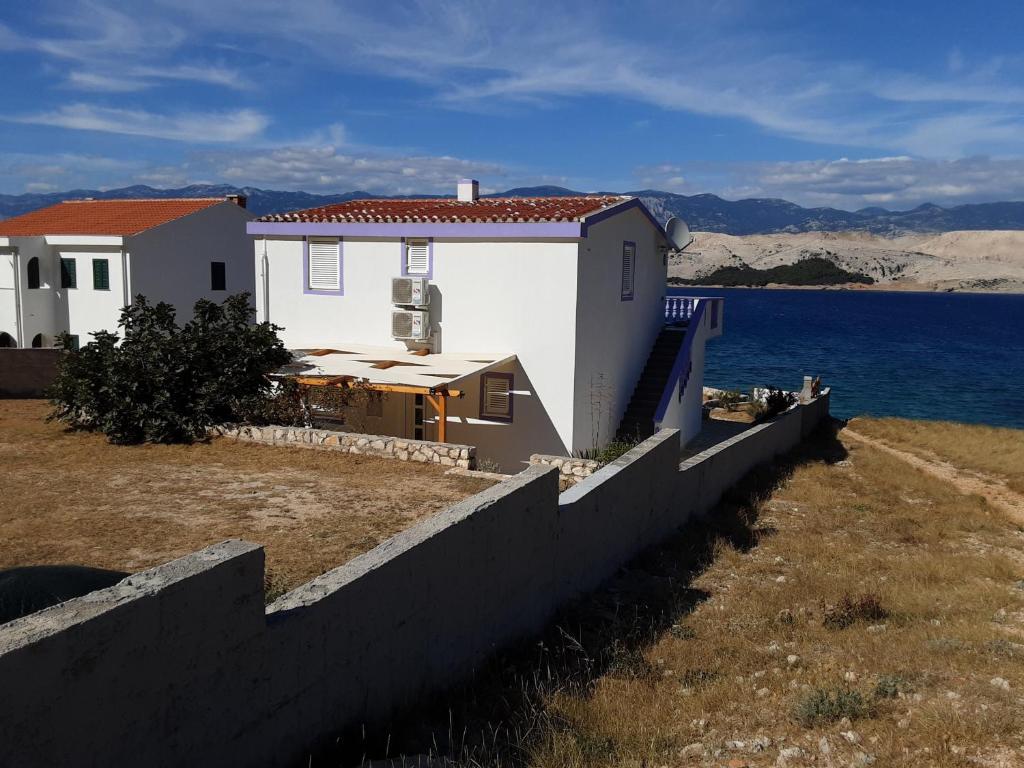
[257,195,630,224]
[0,198,225,237]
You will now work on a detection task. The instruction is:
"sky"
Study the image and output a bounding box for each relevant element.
[1,0,1024,209]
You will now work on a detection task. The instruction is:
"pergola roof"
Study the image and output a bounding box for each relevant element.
[280,345,516,393]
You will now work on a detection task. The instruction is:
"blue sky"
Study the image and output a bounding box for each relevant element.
[2,0,1024,209]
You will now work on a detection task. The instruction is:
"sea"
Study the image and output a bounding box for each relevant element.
[669,287,1024,429]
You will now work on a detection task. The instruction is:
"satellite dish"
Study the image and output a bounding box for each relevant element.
[665,217,693,250]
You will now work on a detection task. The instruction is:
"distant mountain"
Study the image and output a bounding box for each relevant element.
[2,183,1023,236]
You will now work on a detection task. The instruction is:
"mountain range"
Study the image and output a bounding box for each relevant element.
[2,183,1024,236]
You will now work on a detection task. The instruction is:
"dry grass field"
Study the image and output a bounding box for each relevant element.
[354,421,1024,768]
[0,400,493,594]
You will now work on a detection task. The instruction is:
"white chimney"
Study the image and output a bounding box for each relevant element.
[457,179,479,202]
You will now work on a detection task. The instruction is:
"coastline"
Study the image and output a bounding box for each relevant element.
[668,281,1024,295]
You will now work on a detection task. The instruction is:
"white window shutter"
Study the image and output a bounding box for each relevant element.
[621,243,635,298]
[308,238,340,290]
[406,240,429,274]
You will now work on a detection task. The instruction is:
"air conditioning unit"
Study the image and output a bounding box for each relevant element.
[392,309,430,340]
[392,276,430,307]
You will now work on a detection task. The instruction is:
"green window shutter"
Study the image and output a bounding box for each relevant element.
[60,258,77,289]
[92,259,109,290]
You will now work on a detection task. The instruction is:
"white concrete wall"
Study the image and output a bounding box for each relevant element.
[0,392,830,767]
[257,235,580,462]
[0,249,16,343]
[6,237,58,347]
[130,201,255,320]
[572,207,667,451]
[54,245,126,341]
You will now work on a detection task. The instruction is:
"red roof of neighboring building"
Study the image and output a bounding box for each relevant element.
[0,198,225,237]
[257,195,630,224]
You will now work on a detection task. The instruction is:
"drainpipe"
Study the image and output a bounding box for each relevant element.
[11,247,23,347]
[121,247,132,307]
[260,237,270,322]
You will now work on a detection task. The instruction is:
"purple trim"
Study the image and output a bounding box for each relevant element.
[479,371,514,423]
[248,221,583,239]
[302,236,344,296]
[710,298,720,329]
[580,197,667,241]
[400,236,434,278]
[653,299,707,424]
[620,240,636,301]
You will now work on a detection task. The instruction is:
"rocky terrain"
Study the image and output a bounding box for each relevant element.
[670,230,1024,292]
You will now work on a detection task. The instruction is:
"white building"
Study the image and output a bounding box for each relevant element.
[0,197,254,350]
[249,181,722,470]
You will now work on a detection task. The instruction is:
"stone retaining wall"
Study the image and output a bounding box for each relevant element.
[217,425,475,469]
[529,454,601,486]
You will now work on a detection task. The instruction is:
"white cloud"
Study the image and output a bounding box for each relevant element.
[9,104,269,143]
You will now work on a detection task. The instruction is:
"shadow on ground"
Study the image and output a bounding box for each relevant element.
[314,420,849,768]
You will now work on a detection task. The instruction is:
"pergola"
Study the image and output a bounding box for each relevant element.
[281,344,516,443]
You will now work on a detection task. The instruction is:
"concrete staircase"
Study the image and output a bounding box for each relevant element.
[616,325,687,440]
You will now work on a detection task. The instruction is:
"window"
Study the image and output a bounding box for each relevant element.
[620,241,636,301]
[307,237,341,291]
[405,239,430,276]
[63,334,80,351]
[367,392,384,418]
[480,372,513,422]
[211,261,226,291]
[27,257,40,289]
[0,332,15,348]
[60,258,77,289]
[92,258,109,290]
[413,393,425,440]
[31,333,43,348]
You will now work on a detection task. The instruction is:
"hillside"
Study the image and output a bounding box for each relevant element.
[3,183,1024,235]
[670,230,1024,292]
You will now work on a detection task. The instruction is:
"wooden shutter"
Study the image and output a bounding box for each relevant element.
[92,259,109,290]
[406,239,429,274]
[621,242,635,299]
[481,374,512,420]
[210,261,226,291]
[60,258,77,289]
[308,238,340,290]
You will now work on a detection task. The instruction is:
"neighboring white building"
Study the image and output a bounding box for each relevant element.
[0,197,254,349]
[249,181,723,470]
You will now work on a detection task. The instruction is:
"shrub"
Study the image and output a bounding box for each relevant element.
[764,387,797,418]
[873,674,909,699]
[597,436,642,465]
[823,593,889,630]
[718,390,744,411]
[793,687,872,727]
[49,293,293,444]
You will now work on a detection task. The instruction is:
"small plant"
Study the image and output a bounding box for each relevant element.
[763,387,797,418]
[476,457,502,473]
[573,447,601,461]
[873,674,910,699]
[264,570,290,604]
[597,436,642,465]
[823,593,889,629]
[718,390,744,411]
[793,687,872,727]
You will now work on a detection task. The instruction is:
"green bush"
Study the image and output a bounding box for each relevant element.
[793,687,873,727]
[718,390,744,411]
[49,292,292,444]
[764,387,797,418]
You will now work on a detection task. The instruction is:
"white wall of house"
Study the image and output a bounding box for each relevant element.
[0,246,16,343]
[256,235,581,463]
[54,245,126,342]
[130,201,255,320]
[572,207,668,450]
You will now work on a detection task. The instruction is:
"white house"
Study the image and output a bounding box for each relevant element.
[0,196,254,350]
[248,181,722,470]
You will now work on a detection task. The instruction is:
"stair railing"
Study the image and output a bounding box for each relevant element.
[653,298,708,427]
[664,296,696,323]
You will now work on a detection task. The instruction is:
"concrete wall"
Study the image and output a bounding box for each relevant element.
[0,348,61,396]
[0,391,830,767]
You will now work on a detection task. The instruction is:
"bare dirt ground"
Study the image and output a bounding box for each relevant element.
[0,400,493,592]
[670,230,1024,293]
[359,420,1024,768]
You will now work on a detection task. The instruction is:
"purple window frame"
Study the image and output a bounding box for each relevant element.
[479,371,514,423]
[621,240,636,301]
[400,237,433,278]
[303,236,344,296]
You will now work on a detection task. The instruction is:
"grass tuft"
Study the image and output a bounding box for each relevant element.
[793,687,874,727]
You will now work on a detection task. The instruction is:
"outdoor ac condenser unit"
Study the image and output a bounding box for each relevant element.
[392,276,430,307]
[392,309,430,341]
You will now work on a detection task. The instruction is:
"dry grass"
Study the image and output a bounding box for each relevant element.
[0,400,493,592]
[350,422,1024,768]
[850,416,1024,496]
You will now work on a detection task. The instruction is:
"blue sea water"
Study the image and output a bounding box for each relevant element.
[669,287,1024,429]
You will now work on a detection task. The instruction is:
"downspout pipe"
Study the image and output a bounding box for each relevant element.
[11,247,23,347]
[261,237,270,322]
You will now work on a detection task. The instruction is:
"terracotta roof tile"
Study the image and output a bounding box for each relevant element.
[257,195,630,224]
[0,198,226,237]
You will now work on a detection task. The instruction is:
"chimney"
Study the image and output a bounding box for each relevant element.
[457,179,479,202]
[226,193,248,209]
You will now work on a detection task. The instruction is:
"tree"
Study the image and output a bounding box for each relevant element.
[49,293,293,444]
